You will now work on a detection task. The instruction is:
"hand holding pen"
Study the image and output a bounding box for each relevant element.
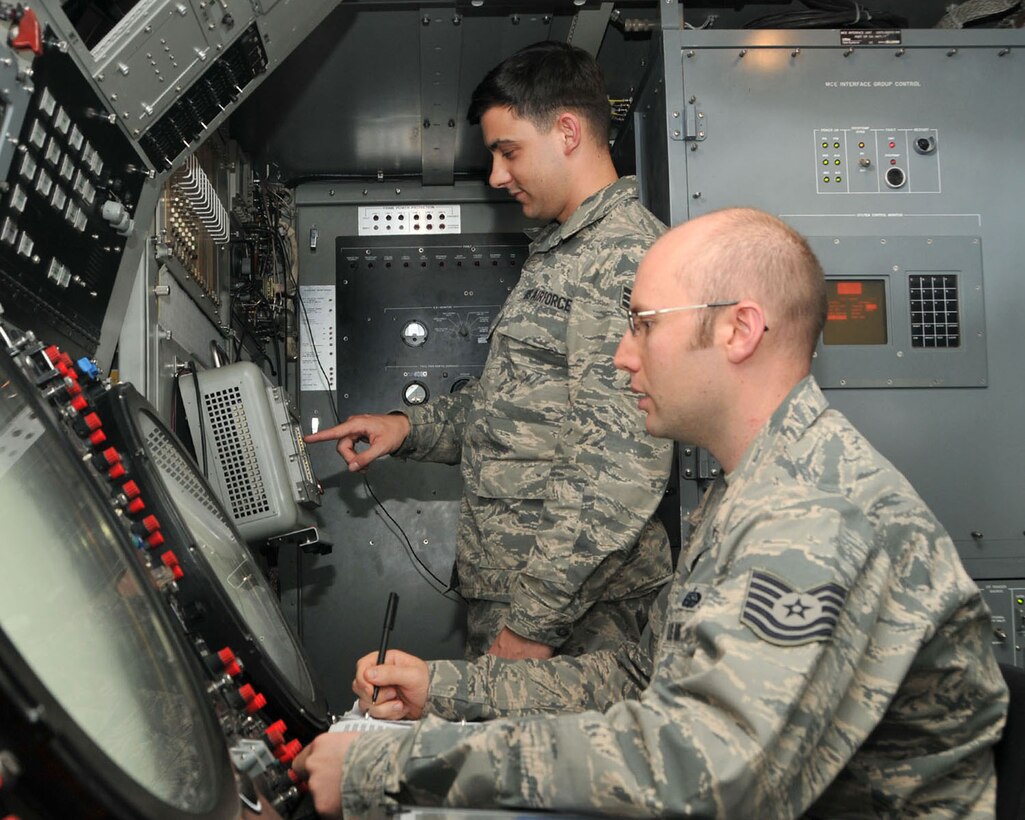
[352,604,430,721]
[371,592,399,704]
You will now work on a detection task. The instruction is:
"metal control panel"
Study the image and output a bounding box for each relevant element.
[335,234,528,416]
[979,582,1025,668]
[629,28,1025,650]
[815,127,940,195]
[53,0,339,174]
[0,33,147,356]
[808,234,986,388]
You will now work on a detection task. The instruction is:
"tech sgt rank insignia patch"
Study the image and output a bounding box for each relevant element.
[740,570,847,646]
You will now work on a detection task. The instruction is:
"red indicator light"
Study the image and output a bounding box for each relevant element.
[889,141,896,148]
[837,282,863,296]
[827,314,848,321]
[866,303,879,311]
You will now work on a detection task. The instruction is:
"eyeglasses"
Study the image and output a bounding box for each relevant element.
[627,300,739,336]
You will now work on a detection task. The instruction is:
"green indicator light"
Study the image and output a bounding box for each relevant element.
[835,176,842,183]
[823,176,830,183]
[1017,597,1024,605]
[833,142,840,149]
[821,141,828,148]
[822,159,829,166]
[835,159,841,165]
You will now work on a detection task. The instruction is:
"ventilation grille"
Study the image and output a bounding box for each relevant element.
[143,421,228,525]
[202,385,270,520]
[138,23,267,170]
[909,274,960,348]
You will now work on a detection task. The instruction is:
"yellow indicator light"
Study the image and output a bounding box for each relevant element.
[833,142,840,149]
[835,159,841,165]
[822,141,828,148]
[823,159,829,166]
[1018,597,1024,605]
[835,176,842,183]
[823,176,830,183]
[859,142,866,148]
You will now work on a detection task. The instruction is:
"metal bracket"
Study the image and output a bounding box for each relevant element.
[679,445,721,481]
[264,525,330,555]
[567,2,614,57]
[419,6,463,186]
[671,100,706,142]
[659,0,683,31]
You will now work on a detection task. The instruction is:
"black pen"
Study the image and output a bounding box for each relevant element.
[371,592,399,704]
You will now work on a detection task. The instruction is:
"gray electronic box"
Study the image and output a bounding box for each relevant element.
[180,361,321,545]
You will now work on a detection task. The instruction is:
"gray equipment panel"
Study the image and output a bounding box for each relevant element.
[979,581,1025,668]
[809,235,986,389]
[632,27,1025,659]
[45,0,339,174]
[289,182,533,707]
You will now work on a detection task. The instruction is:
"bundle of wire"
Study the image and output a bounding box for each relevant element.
[742,1,907,29]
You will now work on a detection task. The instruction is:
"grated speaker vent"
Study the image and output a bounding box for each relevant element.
[143,422,228,526]
[202,385,269,519]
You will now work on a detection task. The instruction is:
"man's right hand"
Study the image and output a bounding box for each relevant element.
[304,413,410,472]
[353,649,429,719]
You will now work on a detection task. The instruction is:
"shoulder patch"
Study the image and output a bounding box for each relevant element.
[740,570,846,647]
[621,285,632,312]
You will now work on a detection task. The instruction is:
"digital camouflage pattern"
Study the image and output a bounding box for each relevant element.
[463,589,661,659]
[344,377,1008,818]
[394,177,674,653]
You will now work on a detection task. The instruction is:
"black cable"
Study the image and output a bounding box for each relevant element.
[743,1,906,28]
[186,360,209,477]
[362,475,466,604]
[272,334,283,389]
[260,187,458,604]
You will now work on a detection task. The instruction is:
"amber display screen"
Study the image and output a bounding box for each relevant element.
[823,279,888,345]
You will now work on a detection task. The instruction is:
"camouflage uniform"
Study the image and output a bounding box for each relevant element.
[342,377,1008,818]
[394,177,674,656]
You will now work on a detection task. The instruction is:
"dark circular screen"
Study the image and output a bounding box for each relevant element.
[0,360,225,813]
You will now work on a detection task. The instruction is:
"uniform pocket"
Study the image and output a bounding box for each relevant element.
[495,310,568,369]
[472,456,552,501]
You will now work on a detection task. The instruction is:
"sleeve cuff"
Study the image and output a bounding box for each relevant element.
[504,578,576,647]
[424,658,494,722]
[341,730,413,817]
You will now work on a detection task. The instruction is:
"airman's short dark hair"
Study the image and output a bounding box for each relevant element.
[468,41,611,145]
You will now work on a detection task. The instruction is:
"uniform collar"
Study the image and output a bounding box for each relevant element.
[723,375,830,487]
[524,176,639,254]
